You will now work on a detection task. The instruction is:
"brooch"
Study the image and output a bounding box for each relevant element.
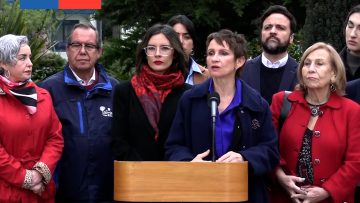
[251,119,260,129]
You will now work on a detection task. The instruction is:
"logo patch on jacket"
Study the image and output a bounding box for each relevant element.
[100,106,112,117]
[251,119,260,129]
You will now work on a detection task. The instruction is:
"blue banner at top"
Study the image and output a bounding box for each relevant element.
[20,0,58,9]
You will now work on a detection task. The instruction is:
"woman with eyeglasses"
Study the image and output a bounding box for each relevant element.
[111,24,190,161]
[168,15,209,85]
[0,34,63,202]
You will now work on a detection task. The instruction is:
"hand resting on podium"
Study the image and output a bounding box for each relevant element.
[191,149,244,163]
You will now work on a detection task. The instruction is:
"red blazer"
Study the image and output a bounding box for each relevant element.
[270,90,360,203]
[0,82,63,203]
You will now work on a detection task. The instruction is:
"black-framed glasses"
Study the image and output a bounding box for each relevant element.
[68,43,99,52]
[143,45,173,56]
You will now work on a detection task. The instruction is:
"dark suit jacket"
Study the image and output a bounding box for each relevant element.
[241,55,298,103]
[111,80,190,161]
[346,78,360,104]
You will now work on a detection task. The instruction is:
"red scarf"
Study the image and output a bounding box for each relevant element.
[131,65,184,141]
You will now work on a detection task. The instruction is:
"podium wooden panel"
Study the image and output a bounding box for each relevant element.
[114,161,248,202]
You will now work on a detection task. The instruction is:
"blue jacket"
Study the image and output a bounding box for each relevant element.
[39,64,118,202]
[165,79,279,203]
[241,55,298,103]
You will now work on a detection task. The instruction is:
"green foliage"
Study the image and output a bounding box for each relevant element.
[302,0,351,51]
[287,42,303,62]
[31,53,66,82]
[247,38,261,59]
[23,10,57,36]
[99,26,144,80]
[0,0,26,35]
[99,38,136,80]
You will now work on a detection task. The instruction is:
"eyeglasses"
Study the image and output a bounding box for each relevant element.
[143,45,173,56]
[68,43,99,52]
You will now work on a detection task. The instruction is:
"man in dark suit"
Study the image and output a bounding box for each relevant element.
[241,5,298,104]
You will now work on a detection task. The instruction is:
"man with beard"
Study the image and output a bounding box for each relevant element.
[241,5,298,104]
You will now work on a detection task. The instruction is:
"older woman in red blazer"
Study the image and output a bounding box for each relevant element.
[0,34,63,202]
[270,42,360,203]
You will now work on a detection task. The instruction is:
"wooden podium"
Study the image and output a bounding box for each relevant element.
[114,161,248,202]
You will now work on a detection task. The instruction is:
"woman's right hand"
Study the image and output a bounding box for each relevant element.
[191,149,211,162]
[31,170,43,186]
[30,170,45,195]
[31,182,45,196]
[275,168,307,203]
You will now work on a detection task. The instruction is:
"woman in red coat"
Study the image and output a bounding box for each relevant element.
[270,42,360,203]
[0,34,63,202]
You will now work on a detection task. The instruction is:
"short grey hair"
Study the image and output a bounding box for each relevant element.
[0,34,29,66]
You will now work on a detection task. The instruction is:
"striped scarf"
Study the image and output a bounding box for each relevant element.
[0,75,37,114]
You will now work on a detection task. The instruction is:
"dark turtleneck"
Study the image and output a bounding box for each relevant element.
[346,49,360,76]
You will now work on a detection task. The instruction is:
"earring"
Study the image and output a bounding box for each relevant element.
[190,49,194,56]
[330,83,336,92]
[4,69,10,79]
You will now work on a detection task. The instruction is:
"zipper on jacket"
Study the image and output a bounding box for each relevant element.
[77,101,85,135]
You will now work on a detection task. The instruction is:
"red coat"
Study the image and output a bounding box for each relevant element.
[270,90,360,203]
[0,81,63,203]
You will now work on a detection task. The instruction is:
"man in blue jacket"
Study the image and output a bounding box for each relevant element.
[241,5,298,104]
[40,23,118,203]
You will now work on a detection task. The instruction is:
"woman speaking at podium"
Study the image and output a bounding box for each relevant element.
[165,29,279,203]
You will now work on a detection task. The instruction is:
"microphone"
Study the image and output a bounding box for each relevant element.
[207,92,220,162]
[208,92,220,119]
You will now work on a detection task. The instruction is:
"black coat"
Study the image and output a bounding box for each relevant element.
[111,81,190,161]
[346,78,360,104]
[340,47,360,81]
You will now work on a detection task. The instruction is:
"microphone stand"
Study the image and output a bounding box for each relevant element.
[211,115,216,162]
[208,92,220,162]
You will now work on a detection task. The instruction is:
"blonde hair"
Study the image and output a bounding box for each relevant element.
[296,42,346,96]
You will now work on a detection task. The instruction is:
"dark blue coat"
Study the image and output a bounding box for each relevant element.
[241,55,298,103]
[346,78,360,104]
[165,79,279,203]
[39,64,118,203]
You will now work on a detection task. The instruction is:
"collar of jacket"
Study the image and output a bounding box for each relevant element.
[189,78,267,113]
[63,63,113,91]
[288,90,342,109]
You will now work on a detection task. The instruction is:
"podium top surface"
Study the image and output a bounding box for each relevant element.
[114,161,248,202]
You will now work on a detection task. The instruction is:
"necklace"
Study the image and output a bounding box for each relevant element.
[309,104,321,117]
[305,95,328,117]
